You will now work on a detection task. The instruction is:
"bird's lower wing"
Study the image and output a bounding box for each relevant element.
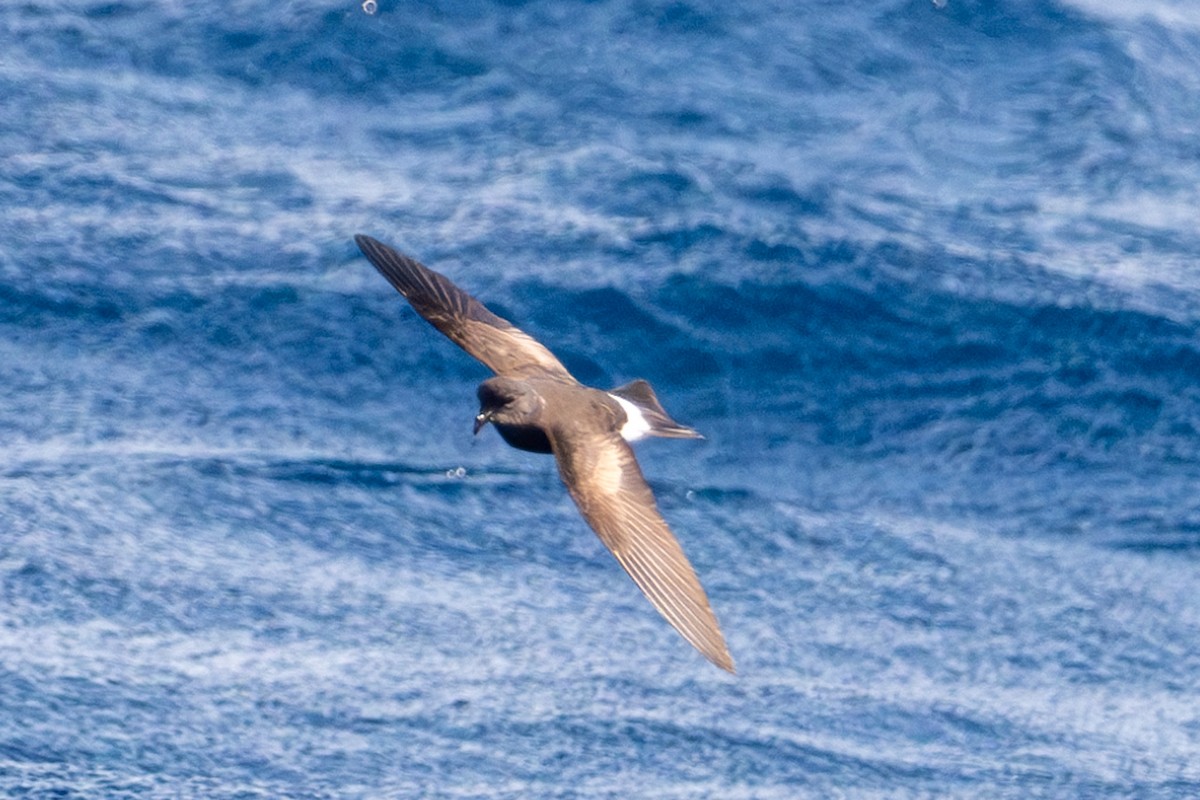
[550,427,734,673]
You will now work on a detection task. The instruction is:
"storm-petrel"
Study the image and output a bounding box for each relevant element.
[355,234,734,673]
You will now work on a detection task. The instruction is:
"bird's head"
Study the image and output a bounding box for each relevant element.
[474,377,542,434]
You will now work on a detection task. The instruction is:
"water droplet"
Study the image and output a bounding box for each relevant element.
[361,0,377,15]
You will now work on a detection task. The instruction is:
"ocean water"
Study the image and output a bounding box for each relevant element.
[3,0,1200,796]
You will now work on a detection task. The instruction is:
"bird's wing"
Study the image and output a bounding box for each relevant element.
[355,234,575,381]
[549,421,734,673]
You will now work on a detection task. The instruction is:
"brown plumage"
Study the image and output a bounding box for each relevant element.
[355,234,734,673]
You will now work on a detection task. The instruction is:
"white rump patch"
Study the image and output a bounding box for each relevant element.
[611,394,652,442]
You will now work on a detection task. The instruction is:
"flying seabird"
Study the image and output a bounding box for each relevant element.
[355,234,734,673]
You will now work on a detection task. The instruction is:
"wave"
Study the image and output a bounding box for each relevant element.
[9,226,1199,475]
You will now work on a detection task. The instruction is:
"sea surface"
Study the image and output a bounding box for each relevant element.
[4,1,1200,797]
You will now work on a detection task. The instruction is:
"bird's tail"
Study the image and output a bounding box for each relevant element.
[609,379,703,439]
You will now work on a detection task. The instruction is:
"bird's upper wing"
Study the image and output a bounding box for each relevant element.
[549,417,734,673]
[355,234,575,381]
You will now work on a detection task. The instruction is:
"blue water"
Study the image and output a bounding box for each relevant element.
[4,0,1200,796]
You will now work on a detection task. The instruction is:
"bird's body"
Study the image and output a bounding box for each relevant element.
[355,234,734,673]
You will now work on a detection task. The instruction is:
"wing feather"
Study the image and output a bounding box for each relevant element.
[355,235,574,381]
[550,425,734,673]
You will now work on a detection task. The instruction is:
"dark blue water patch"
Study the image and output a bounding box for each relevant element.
[1104,517,1200,555]
[628,221,728,260]
[513,281,723,387]
[737,178,833,219]
[0,282,125,327]
[1,270,464,411]
[645,256,1200,458]
[6,4,437,100]
[905,0,1096,48]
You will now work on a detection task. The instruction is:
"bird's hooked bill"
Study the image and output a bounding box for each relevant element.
[473,412,490,435]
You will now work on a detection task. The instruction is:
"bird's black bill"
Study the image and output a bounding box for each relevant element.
[473,413,490,435]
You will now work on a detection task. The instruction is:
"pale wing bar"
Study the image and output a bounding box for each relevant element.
[355,234,574,381]
[551,429,734,673]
